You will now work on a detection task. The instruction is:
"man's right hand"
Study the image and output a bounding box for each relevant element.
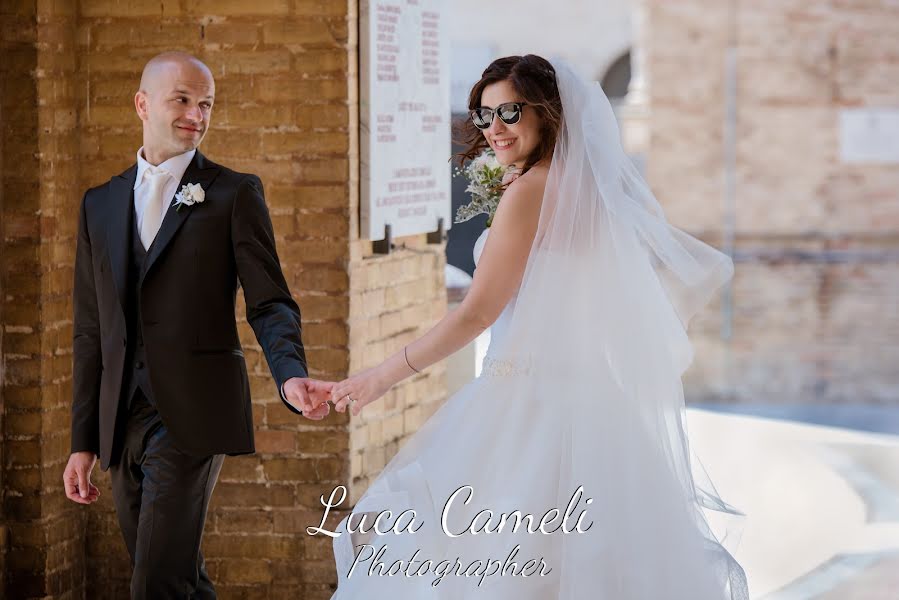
[64,451,100,504]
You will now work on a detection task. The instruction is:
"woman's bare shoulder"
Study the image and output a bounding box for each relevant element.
[506,164,549,199]
[493,164,549,228]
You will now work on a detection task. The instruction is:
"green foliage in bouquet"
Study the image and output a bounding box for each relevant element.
[453,149,507,227]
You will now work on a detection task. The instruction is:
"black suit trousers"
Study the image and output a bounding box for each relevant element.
[110,389,224,600]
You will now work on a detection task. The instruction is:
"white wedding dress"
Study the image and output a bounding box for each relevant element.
[328,61,749,599]
[329,235,747,600]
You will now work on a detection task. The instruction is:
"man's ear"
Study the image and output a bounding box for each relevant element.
[134,91,149,122]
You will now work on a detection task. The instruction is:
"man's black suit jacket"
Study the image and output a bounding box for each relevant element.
[71,151,307,469]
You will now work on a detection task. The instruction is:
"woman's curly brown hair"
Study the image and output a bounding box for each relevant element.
[453,54,562,175]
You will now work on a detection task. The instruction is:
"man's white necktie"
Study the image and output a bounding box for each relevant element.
[140,166,171,250]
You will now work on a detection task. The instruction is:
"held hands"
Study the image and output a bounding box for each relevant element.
[63,451,100,505]
[283,378,335,420]
[286,366,393,418]
[330,365,393,417]
[287,348,419,418]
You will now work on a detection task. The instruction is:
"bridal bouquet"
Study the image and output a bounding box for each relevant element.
[453,149,507,227]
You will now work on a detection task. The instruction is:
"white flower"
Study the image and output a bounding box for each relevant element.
[477,153,500,171]
[174,183,205,211]
[453,149,507,227]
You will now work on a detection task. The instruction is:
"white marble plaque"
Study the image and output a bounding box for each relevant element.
[840,108,899,164]
[360,0,452,241]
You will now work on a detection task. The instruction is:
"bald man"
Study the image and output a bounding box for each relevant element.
[64,52,330,598]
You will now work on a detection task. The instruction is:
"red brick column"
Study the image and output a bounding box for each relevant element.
[1,1,85,598]
[1,1,449,598]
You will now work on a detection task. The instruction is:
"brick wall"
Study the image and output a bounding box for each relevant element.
[644,0,899,405]
[0,5,10,591]
[347,244,448,502]
[1,0,450,598]
[0,3,13,590]
[1,1,87,597]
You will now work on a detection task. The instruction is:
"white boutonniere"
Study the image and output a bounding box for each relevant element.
[174,183,205,212]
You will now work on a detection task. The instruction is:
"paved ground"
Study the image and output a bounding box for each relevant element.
[687,406,899,599]
[696,403,899,437]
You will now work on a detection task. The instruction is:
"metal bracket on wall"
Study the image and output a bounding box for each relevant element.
[372,224,393,255]
[427,217,447,244]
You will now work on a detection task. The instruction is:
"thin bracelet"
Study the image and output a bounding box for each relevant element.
[404,346,421,374]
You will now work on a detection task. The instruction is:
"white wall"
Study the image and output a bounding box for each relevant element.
[447,0,633,111]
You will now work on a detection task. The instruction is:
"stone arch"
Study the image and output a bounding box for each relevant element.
[600,50,632,100]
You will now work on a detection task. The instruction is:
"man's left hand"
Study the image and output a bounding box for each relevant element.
[284,378,334,420]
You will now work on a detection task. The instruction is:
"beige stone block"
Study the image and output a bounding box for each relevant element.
[647,0,729,54]
[203,22,261,46]
[736,0,835,58]
[279,185,349,211]
[294,157,350,184]
[294,0,348,18]
[292,103,351,130]
[281,239,348,264]
[215,99,292,128]
[80,0,172,18]
[361,446,386,474]
[262,19,341,46]
[382,413,404,443]
[261,130,349,156]
[738,56,833,104]
[89,21,200,46]
[206,48,292,75]
[189,0,289,16]
[296,266,348,293]
[292,48,349,74]
[734,106,837,234]
[648,57,725,106]
[836,53,899,104]
[647,109,725,233]
[818,166,899,233]
[255,76,347,103]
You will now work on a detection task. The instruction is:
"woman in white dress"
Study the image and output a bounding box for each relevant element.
[323,55,750,599]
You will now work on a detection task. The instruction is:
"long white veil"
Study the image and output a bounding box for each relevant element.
[485,60,750,598]
[328,59,750,600]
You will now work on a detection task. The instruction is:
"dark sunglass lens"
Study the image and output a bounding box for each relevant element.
[471,109,492,129]
[498,103,521,124]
